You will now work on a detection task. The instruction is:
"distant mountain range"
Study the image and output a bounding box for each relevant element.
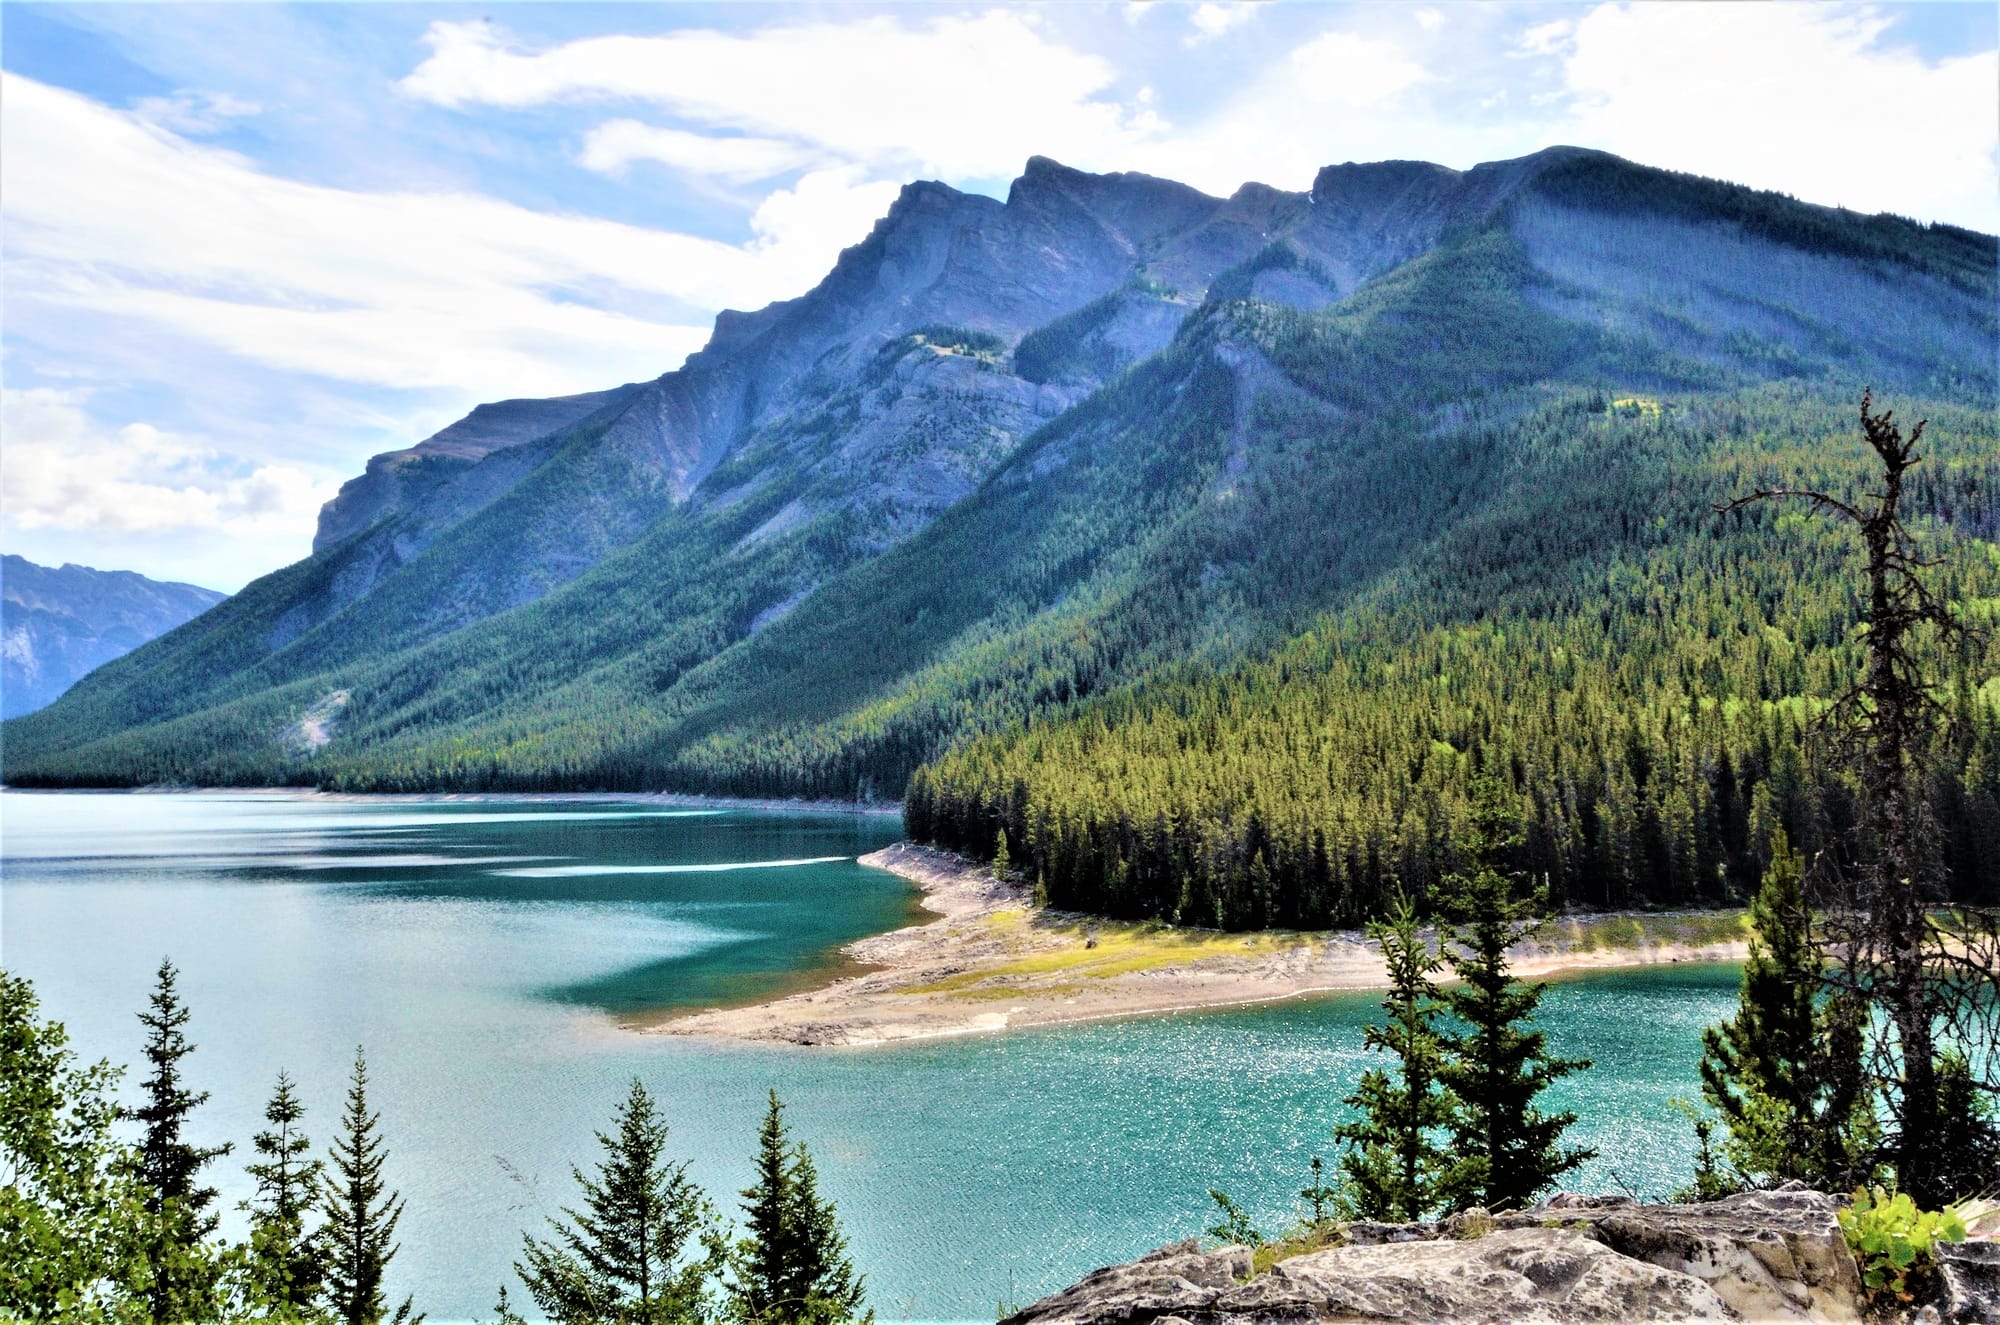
[4,145,1995,917]
[2,556,225,719]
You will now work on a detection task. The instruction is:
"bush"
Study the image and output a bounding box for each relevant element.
[1836,1185,1967,1305]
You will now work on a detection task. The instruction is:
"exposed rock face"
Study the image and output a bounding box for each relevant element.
[1937,1241,2000,1324]
[1002,1191,1866,1325]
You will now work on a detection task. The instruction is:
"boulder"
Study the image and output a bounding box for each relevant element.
[1002,1191,1868,1325]
[1936,1240,2000,1324]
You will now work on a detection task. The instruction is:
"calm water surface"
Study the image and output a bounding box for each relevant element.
[1,791,1737,1323]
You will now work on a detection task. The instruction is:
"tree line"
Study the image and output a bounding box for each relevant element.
[1,962,869,1325]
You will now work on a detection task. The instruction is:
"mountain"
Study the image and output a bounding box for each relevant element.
[5,146,1996,919]
[1,557,226,719]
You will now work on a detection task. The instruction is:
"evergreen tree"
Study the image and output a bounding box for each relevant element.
[1934,1051,2000,1202]
[518,1078,719,1324]
[1697,833,1868,1188]
[1435,788,1594,1211]
[320,1049,419,1325]
[728,1093,869,1325]
[991,830,1012,880]
[242,1070,328,1318]
[1332,891,1456,1220]
[123,956,230,1323]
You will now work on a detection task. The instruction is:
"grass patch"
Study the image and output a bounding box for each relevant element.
[906,916,1309,996]
[1551,910,1749,953]
[1248,1224,1344,1277]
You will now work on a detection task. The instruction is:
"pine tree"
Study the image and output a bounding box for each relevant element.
[1697,832,1869,1188]
[123,956,231,1323]
[1435,788,1594,1212]
[517,1078,719,1324]
[320,1049,419,1325]
[992,830,1012,880]
[728,1093,869,1325]
[242,1070,328,1318]
[1332,891,1456,1220]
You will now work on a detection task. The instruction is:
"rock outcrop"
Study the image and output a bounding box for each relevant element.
[1003,1190,1868,1325]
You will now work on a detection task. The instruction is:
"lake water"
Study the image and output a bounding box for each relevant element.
[0,790,1738,1323]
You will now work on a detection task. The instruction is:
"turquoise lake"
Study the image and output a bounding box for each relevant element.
[0,791,1739,1323]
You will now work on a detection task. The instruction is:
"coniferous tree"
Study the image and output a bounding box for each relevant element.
[1332,892,1456,1220]
[241,1070,328,1319]
[518,1078,719,1324]
[320,1049,419,1325]
[123,956,230,1323]
[1720,391,2000,1205]
[1435,787,1594,1212]
[728,1093,869,1325]
[1697,833,1869,1188]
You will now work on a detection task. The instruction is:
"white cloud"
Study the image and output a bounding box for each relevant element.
[1186,3,1261,46]
[578,121,822,181]
[131,89,260,135]
[400,12,1160,182]
[2,388,338,539]
[1,75,912,404]
[1518,19,1574,56]
[1413,8,1447,33]
[1555,2,1998,230]
[1289,31,1434,108]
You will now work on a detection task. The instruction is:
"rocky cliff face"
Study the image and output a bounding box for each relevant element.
[7,146,1990,793]
[1003,1190,1879,1325]
[1,556,225,718]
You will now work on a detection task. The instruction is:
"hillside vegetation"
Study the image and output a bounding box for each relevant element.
[5,148,1995,925]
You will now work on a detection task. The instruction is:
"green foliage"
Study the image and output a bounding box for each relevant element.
[1297,1156,1338,1229]
[123,957,232,1323]
[518,1078,720,1325]
[0,970,151,1321]
[1696,832,1873,1190]
[1433,790,1595,1212]
[1934,1051,2000,1202]
[240,1071,330,1319]
[728,1094,869,1325]
[1203,1190,1263,1248]
[1332,892,1456,1221]
[1837,1185,1968,1305]
[320,1050,419,1325]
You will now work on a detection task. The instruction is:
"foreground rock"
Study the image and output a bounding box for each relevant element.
[1004,1190,1865,1325]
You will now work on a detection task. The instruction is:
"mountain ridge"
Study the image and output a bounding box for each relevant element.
[5,147,1994,914]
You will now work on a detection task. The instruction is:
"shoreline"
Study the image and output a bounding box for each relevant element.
[653,844,1753,1048]
[0,784,902,818]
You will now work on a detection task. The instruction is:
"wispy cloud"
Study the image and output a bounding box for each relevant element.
[1552,3,1997,231]
[1,75,907,404]
[400,11,1161,182]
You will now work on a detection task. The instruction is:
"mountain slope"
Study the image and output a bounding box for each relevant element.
[1,557,226,718]
[6,149,1995,910]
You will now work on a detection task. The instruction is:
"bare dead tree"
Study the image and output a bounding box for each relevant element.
[1719,389,1999,1206]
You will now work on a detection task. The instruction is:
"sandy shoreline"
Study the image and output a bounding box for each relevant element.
[654,843,1752,1048]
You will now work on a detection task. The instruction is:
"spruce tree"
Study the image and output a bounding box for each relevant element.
[242,1070,328,1318]
[123,956,231,1322]
[728,1093,869,1325]
[320,1049,419,1325]
[1435,787,1594,1212]
[1332,891,1456,1221]
[1697,832,1869,1188]
[517,1078,719,1324]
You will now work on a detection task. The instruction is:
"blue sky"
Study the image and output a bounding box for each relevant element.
[3,1,1995,591]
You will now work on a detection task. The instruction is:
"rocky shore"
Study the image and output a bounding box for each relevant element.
[1002,1188,1999,1324]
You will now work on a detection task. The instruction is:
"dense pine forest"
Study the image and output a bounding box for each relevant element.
[5,150,1996,930]
[908,387,2000,928]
